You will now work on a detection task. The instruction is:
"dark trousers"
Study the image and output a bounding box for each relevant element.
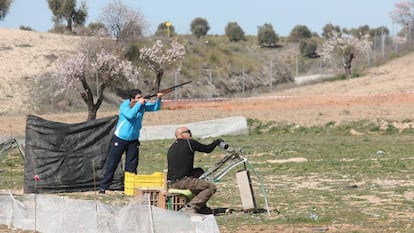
[169,177,217,210]
[100,136,140,190]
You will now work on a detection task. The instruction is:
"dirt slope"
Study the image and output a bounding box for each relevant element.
[0,29,86,115]
[1,29,414,137]
[140,52,414,129]
[1,30,414,233]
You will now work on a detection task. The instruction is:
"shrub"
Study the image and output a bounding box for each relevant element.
[225,22,245,42]
[289,25,312,42]
[299,39,318,58]
[257,23,279,47]
[191,17,210,39]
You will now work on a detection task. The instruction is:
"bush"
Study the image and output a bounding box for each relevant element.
[190,17,210,39]
[299,39,318,57]
[257,23,279,47]
[289,25,312,42]
[155,22,176,37]
[82,22,110,37]
[225,22,245,42]
[19,25,34,31]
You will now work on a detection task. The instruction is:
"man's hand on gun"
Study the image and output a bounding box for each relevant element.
[131,92,163,106]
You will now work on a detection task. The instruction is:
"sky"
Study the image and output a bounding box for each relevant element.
[0,0,403,37]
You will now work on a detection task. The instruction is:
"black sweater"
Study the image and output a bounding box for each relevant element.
[167,138,220,180]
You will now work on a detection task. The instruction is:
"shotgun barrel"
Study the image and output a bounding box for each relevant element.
[144,80,192,99]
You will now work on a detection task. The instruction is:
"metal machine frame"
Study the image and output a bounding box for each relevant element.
[188,143,270,215]
[199,146,247,182]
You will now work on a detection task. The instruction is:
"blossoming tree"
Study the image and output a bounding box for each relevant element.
[390,1,414,40]
[390,1,413,27]
[55,49,140,120]
[139,39,185,92]
[319,31,372,78]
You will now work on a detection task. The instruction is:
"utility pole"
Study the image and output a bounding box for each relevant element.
[165,21,172,38]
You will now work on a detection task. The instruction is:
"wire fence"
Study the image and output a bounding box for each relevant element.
[293,35,414,78]
[35,34,414,114]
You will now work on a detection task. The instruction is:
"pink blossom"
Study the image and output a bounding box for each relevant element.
[139,39,185,72]
[390,1,413,25]
[54,49,141,97]
[320,31,372,65]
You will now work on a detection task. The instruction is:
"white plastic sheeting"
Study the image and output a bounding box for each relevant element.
[139,116,248,141]
[0,192,220,233]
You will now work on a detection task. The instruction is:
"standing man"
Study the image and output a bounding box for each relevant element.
[167,126,223,214]
[99,89,163,194]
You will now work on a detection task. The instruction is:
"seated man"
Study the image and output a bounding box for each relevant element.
[167,126,223,214]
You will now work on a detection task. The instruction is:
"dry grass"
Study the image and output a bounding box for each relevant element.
[2,29,414,232]
[0,29,89,115]
[2,28,414,138]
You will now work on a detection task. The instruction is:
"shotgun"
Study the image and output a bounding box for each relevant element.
[144,81,192,99]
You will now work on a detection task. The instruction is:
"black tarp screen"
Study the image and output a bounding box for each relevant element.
[24,115,124,193]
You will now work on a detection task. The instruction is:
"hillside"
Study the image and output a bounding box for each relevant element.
[0,29,90,115]
[0,29,301,116]
[1,29,414,137]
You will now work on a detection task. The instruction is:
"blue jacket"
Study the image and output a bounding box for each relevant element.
[114,99,161,141]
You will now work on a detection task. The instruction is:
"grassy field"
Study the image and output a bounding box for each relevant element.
[1,119,414,232]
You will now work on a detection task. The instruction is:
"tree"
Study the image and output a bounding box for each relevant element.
[319,31,372,78]
[321,23,341,38]
[100,0,146,41]
[299,39,318,58]
[55,47,140,120]
[225,22,245,42]
[390,1,414,40]
[369,26,390,38]
[155,21,176,37]
[47,0,87,32]
[257,23,279,47]
[289,25,312,42]
[190,17,210,39]
[81,22,110,37]
[139,39,186,92]
[343,25,370,39]
[390,1,414,26]
[0,0,12,21]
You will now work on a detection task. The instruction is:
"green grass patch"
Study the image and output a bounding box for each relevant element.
[1,120,413,232]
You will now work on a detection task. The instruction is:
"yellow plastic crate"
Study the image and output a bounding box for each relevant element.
[124,171,136,196]
[135,172,165,190]
[124,172,165,196]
